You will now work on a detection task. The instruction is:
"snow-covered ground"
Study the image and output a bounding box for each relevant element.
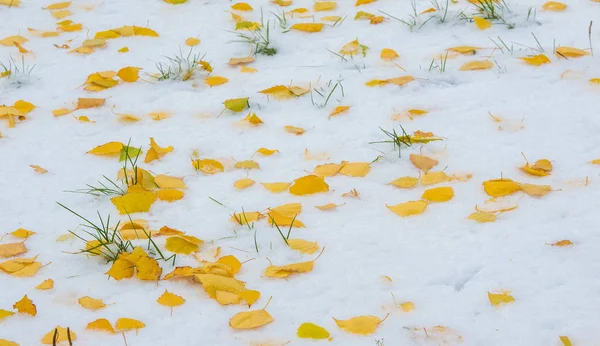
[2,0,600,345]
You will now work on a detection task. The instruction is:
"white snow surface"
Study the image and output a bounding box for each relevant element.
[2,0,600,345]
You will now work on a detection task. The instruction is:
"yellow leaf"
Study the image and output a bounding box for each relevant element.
[230,309,274,329]
[0,309,15,320]
[410,154,438,172]
[217,255,242,274]
[240,290,261,306]
[590,78,600,84]
[315,202,343,210]
[330,105,350,116]
[468,212,497,223]
[297,322,330,339]
[400,302,415,312]
[0,242,27,258]
[473,16,491,30]
[314,1,336,11]
[322,15,342,21]
[313,162,344,177]
[75,97,105,110]
[288,239,319,254]
[192,159,224,174]
[288,86,310,96]
[272,0,292,5]
[520,183,552,197]
[44,1,71,10]
[290,23,324,32]
[51,9,71,18]
[262,182,292,193]
[133,26,159,37]
[265,260,314,278]
[157,290,185,307]
[387,200,428,217]
[333,315,387,335]
[460,60,493,71]
[488,291,515,306]
[205,76,229,87]
[549,240,573,247]
[365,79,388,87]
[284,125,305,135]
[422,186,454,202]
[115,318,145,332]
[195,274,246,298]
[483,179,521,197]
[106,258,134,280]
[115,112,139,122]
[556,46,589,58]
[87,318,115,334]
[13,295,36,315]
[231,211,262,225]
[389,176,418,188]
[355,0,376,5]
[289,175,329,195]
[224,97,249,112]
[35,279,54,290]
[268,210,305,228]
[242,112,263,125]
[14,100,35,114]
[78,296,107,310]
[154,175,185,189]
[270,202,302,218]
[355,10,375,19]
[543,1,567,11]
[58,23,83,32]
[10,228,36,238]
[339,162,370,177]
[118,46,129,53]
[234,178,255,189]
[30,165,48,174]
[380,48,399,61]
[421,7,436,13]
[184,38,200,47]
[0,256,41,277]
[41,327,76,345]
[0,35,27,46]
[228,56,255,65]
[156,189,184,202]
[255,147,279,156]
[231,2,253,10]
[110,186,157,214]
[387,75,415,86]
[234,160,260,169]
[0,340,18,346]
[559,336,572,346]
[117,66,141,82]
[216,291,241,305]
[165,235,203,254]
[421,171,450,185]
[148,111,170,120]
[240,66,257,73]
[521,54,551,66]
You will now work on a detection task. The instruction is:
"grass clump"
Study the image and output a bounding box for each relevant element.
[370,125,412,158]
[153,49,207,81]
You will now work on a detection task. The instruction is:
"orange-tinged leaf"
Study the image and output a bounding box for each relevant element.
[44,1,71,10]
[0,242,27,258]
[488,291,515,306]
[0,309,15,320]
[389,176,418,188]
[460,60,493,71]
[230,309,273,329]
[78,296,106,310]
[106,258,134,280]
[520,183,552,197]
[149,111,170,120]
[549,240,573,247]
[284,125,305,135]
[87,318,115,334]
[387,76,415,86]
[355,0,376,5]
[290,23,324,32]
[157,290,185,307]
[422,186,454,202]
[410,154,438,172]
[156,189,184,202]
[0,256,42,277]
[0,35,27,46]
[543,1,566,11]
[231,2,253,10]
[228,56,255,65]
[234,160,260,169]
[556,46,589,58]
[521,54,551,66]
[76,97,105,110]
[30,165,48,174]
[165,235,203,254]
[231,211,262,225]
[13,295,36,316]
[289,175,329,195]
[265,261,314,278]
[330,105,350,116]
[315,203,343,210]
[333,315,387,335]
[387,200,428,217]
[115,318,145,331]
[156,226,184,237]
[380,48,399,61]
[35,279,54,290]
[133,26,159,37]
[255,147,279,156]
[13,100,35,114]
[41,327,76,344]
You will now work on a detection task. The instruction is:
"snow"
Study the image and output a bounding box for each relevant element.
[1,0,600,345]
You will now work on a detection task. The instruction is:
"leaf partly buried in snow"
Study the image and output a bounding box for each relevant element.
[333,315,387,335]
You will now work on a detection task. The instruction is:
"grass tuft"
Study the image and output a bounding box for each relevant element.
[153,49,205,81]
[370,126,412,158]
[0,55,35,84]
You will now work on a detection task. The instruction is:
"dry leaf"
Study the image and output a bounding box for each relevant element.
[333,315,387,335]
[0,242,27,258]
[13,295,36,315]
[410,154,438,172]
[229,309,273,329]
[78,296,107,310]
[488,291,515,306]
[41,327,76,345]
[87,318,115,334]
[35,279,54,290]
[387,200,428,217]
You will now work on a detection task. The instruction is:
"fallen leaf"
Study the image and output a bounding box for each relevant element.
[380,48,399,61]
[410,154,438,172]
[88,142,123,156]
[0,242,27,258]
[521,54,551,66]
[0,256,42,277]
[75,97,105,110]
[290,23,324,32]
[262,182,292,193]
[556,46,589,58]
[389,176,419,188]
[106,258,134,280]
[488,291,515,306]
[234,178,255,189]
[35,279,54,290]
[288,239,319,254]
[205,76,229,87]
[78,296,107,310]
[297,322,330,339]
[157,290,185,307]
[520,183,552,197]
[41,327,76,345]
[284,125,305,135]
[110,185,157,214]
[0,309,14,320]
[559,336,572,346]
[473,16,491,30]
[13,295,36,315]
[543,1,567,11]
[339,162,370,177]
[330,105,350,116]
[548,240,573,247]
[224,97,249,112]
[30,165,48,174]
[460,60,493,71]
[315,203,343,210]
[87,318,115,334]
[115,318,145,332]
[422,186,454,202]
[192,159,224,174]
[333,315,387,335]
[289,175,329,195]
[468,212,497,223]
[387,200,428,217]
[165,235,203,254]
[229,309,273,329]
[483,179,521,197]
